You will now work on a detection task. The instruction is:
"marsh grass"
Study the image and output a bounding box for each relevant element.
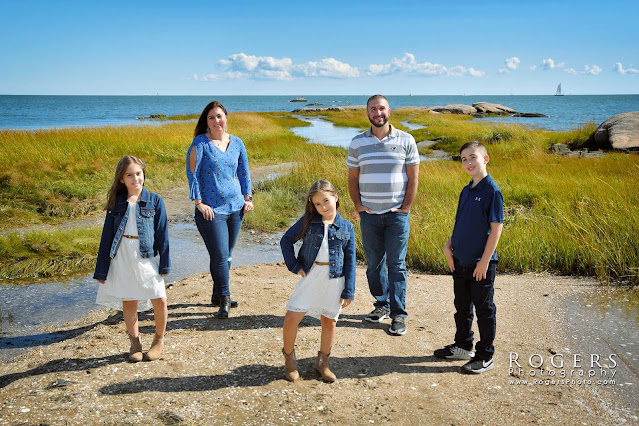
[2,109,637,284]
[0,227,102,280]
[0,113,311,231]
[0,113,315,279]
[264,111,639,284]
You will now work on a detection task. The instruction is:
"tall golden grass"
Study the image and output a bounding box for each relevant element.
[0,113,311,230]
[0,113,314,279]
[263,110,639,284]
[1,110,637,284]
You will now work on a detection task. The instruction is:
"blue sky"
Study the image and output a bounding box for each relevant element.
[1,0,637,95]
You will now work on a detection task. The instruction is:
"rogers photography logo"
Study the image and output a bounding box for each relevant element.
[508,352,618,386]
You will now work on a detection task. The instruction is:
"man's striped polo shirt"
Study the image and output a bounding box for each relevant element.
[347,125,420,214]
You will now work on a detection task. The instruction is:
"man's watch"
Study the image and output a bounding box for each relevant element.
[245,195,253,201]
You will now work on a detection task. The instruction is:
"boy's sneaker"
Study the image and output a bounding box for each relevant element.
[389,317,407,335]
[434,344,475,360]
[461,357,494,374]
[365,306,390,323]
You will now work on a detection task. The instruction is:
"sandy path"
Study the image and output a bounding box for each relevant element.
[0,265,636,424]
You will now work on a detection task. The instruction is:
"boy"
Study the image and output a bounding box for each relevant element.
[435,141,504,374]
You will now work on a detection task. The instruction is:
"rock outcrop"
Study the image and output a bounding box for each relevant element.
[549,144,606,158]
[472,102,516,114]
[592,111,639,150]
[292,107,346,113]
[430,104,477,115]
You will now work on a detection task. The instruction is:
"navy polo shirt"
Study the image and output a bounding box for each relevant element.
[450,174,503,267]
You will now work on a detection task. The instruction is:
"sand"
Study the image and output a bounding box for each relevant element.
[1,265,636,425]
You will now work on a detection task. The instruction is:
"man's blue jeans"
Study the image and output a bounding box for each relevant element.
[359,211,410,318]
[195,208,244,297]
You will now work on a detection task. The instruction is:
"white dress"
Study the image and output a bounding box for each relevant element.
[96,201,166,312]
[286,224,345,320]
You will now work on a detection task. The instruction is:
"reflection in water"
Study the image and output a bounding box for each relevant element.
[290,116,362,148]
[562,286,639,409]
[0,223,283,343]
[399,121,426,131]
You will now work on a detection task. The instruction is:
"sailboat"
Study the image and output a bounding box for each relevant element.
[555,83,564,96]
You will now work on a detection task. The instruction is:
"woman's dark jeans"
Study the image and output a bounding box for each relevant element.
[195,208,244,297]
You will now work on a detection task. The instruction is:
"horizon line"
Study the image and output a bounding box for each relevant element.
[1,93,638,97]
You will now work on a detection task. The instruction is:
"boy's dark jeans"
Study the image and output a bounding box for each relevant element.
[452,259,497,361]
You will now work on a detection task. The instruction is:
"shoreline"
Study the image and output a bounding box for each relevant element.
[1,264,636,424]
[3,94,637,132]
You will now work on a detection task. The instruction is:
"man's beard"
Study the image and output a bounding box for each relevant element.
[368,115,388,128]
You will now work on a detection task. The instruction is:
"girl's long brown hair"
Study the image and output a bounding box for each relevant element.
[297,179,340,240]
[105,155,146,210]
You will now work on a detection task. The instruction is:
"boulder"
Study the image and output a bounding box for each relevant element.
[593,111,639,150]
[549,144,606,158]
[472,102,517,114]
[431,104,477,115]
[549,144,571,154]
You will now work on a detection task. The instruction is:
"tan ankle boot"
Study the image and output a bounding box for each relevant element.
[315,351,336,383]
[128,333,143,363]
[144,334,164,361]
[282,348,299,382]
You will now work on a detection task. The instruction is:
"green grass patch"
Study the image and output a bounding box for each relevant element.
[0,227,102,280]
[259,111,639,284]
[2,109,638,285]
[0,113,313,231]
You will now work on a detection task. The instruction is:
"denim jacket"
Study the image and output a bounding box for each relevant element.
[93,187,170,280]
[280,212,356,300]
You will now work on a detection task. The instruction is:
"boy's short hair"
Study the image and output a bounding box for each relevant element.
[459,141,487,156]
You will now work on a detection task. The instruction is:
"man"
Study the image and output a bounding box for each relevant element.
[347,95,420,336]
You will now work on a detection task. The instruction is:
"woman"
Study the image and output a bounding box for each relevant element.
[186,101,253,318]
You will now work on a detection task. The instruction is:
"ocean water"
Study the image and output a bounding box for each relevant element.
[1,94,638,131]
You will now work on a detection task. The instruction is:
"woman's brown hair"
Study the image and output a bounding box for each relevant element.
[194,101,228,137]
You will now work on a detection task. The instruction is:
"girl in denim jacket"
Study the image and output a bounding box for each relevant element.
[280,179,356,383]
[94,156,170,363]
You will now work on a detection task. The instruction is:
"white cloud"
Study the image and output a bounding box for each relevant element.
[219,53,292,72]
[366,53,484,77]
[224,71,249,79]
[564,65,602,75]
[209,53,359,80]
[529,65,537,70]
[583,65,602,75]
[614,62,639,75]
[193,73,219,81]
[506,57,521,70]
[218,53,293,80]
[539,58,565,70]
[291,58,360,78]
[499,56,521,73]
